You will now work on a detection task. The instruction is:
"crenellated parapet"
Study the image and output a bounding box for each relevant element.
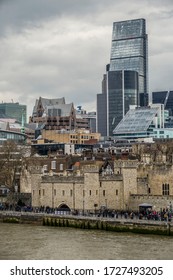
[29,166,43,174]
[42,175,84,184]
[83,165,99,173]
[114,160,138,169]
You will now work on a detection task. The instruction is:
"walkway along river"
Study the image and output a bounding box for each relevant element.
[0,211,173,236]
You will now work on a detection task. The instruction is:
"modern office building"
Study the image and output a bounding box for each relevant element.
[110,18,148,96]
[97,94,107,137]
[152,91,173,116]
[97,67,109,137]
[76,106,96,133]
[0,102,27,124]
[113,104,165,139]
[107,70,139,136]
[97,18,148,137]
[0,121,27,144]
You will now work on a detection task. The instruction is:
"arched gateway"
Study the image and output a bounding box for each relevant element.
[55,204,71,215]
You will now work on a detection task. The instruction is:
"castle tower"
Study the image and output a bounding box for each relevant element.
[114,160,138,209]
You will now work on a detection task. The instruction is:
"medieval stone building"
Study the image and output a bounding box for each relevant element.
[19,139,173,213]
[19,156,173,213]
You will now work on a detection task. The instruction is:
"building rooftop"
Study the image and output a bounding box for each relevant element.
[113,105,164,138]
[32,97,65,116]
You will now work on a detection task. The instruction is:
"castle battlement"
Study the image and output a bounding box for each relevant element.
[114,160,138,169]
[83,165,99,173]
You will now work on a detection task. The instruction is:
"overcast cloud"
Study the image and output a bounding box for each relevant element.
[0,0,173,120]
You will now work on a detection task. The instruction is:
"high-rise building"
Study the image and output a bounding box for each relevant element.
[97,92,107,137]
[107,70,139,136]
[96,69,108,137]
[110,18,148,96]
[97,18,148,137]
[0,102,27,124]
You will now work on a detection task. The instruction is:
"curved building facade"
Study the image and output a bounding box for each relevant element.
[0,129,26,144]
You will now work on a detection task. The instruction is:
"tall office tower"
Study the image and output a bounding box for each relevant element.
[0,102,27,124]
[107,70,139,136]
[110,18,148,97]
[97,70,108,137]
[97,18,148,137]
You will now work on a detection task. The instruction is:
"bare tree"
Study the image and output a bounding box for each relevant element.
[0,140,25,190]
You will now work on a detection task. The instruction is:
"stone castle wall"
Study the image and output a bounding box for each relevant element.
[20,159,173,212]
[129,194,173,212]
[30,162,138,211]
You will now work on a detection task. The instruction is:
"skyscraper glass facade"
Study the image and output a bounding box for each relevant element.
[113,104,165,139]
[97,92,107,136]
[96,18,148,137]
[110,18,148,95]
[0,102,27,124]
[107,70,139,136]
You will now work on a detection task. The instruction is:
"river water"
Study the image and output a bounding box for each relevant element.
[0,223,173,260]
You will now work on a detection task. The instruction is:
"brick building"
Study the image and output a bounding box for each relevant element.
[29,97,89,131]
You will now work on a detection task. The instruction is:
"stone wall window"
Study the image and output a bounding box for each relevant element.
[43,189,45,196]
[116,189,118,196]
[62,190,65,196]
[89,190,91,196]
[51,161,56,170]
[70,189,73,196]
[54,189,56,196]
[103,190,105,196]
[96,190,98,195]
[39,190,41,196]
[162,184,169,195]
[43,165,48,172]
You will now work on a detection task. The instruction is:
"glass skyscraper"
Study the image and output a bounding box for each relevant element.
[0,102,27,124]
[107,70,139,136]
[110,18,148,95]
[97,18,148,137]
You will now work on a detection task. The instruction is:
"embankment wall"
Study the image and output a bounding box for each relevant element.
[0,212,172,236]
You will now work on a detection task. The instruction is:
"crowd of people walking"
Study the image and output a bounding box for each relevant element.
[0,202,172,222]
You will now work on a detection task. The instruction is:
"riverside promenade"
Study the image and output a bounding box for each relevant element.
[0,211,173,236]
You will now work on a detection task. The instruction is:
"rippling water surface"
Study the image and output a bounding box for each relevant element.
[0,223,173,260]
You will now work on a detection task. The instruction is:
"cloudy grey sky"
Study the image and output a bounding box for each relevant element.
[0,0,173,120]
